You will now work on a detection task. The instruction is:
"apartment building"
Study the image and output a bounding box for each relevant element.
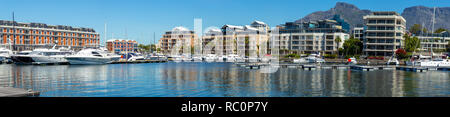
[416,31,449,51]
[106,39,138,54]
[158,27,198,55]
[353,27,364,40]
[202,21,270,57]
[362,11,406,56]
[278,19,350,55]
[0,20,100,51]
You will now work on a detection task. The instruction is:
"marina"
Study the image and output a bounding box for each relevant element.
[0,62,448,97]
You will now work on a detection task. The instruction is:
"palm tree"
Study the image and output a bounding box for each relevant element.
[335,36,342,57]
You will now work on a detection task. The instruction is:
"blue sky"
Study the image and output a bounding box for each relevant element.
[0,0,448,44]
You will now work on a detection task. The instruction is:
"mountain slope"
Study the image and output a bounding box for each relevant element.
[296,2,450,31]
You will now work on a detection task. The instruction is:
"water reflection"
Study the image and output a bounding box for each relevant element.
[0,63,448,97]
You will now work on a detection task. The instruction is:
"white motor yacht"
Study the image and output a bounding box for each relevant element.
[65,49,121,65]
[293,58,308,63]
[30,48,74,64]
[0,48,13,62]
[192,56,203,62]
[248,57,259,63]
[348,57,357,65]
[410,55,450,67]
[205,54,217,62]
[216,55,225,62]
[127,53,145,61]
[226,54,238,62]
[294,54,326,63]
[171,55,183,62]
[147,53,168,61]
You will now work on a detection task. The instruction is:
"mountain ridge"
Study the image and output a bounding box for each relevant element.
[296,2,450,31]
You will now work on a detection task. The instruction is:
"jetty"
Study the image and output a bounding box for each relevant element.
[0,87,40,97]
[235,62,450,72]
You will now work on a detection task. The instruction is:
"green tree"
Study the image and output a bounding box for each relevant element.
[335,36,342,57]
[403,35,421,52]
[342,37,362,57]
[409,24,427,35]
[434,28,448,33]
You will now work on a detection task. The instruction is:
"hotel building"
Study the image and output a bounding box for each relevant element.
[362,11,406,56]
[0,20,100,51]
[158,27,198,55]
[106,39,138,54]
[202,21,270,57]
[278,19,350,55]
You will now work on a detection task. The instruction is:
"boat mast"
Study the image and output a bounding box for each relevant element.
[11,12,15,51]
[153,32,155,53]
[430,7,436,58]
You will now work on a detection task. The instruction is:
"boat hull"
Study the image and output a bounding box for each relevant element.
[11,56,34,64]
[31,56,69,64]
[66,57,114,65]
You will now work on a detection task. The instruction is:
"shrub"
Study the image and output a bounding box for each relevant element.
[284,53,300,58]
[324,54,337,59]
[395,48,409,59]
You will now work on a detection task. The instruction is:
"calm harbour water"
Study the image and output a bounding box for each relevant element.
[0,62,448,97]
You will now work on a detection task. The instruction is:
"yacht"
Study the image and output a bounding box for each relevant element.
[225,54,238,62]
[293,58,308,63]
[248,57,259,63]
[10,51,32,64]
[387,56,399,65]
[147,53,167,61]
[408,55,450,67]
[181,54,193,62]
[348,57,357,65]
[127,53,145,61]
[205,54,217,62]
[0,48,13,62]
[30,48,74,64]
[235,56,245,63]
[192,55,203,62]
[170,55,183,62]
[65,49,121,65]
[294,54,325,63]
[216,55,225,62]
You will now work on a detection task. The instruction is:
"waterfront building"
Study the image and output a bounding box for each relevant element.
[158,27,198,55]
[353,26,364,40]
[202,20,270,57]
[0,20,100,51]
[278,19,350,55]
[362,11,406,56]
[416,31,450,52]
[106,39,138,54]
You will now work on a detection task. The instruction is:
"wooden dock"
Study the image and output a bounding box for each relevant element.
[396,66,428,72]
[0,87,40,97]
[236,62,450,72]
[350,65,375,71]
